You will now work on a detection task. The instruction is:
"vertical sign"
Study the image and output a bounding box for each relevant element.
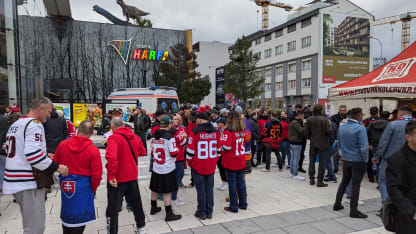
[215,66,225,106]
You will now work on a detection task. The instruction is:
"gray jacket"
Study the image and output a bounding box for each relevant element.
[375,115,413,161]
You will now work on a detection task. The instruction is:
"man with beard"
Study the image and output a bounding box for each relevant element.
[255,108,270,166]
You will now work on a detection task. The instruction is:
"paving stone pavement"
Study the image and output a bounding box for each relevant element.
[0,136,385,233]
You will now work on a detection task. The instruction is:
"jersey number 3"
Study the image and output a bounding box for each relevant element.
[153,148,165,165]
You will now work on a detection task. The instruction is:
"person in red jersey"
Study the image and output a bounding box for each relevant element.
[256,108,270,166]
[261,111,284,172]
[105,117,147,234]
[171,114,187,206]
[221,111,249,213]
[53,120,102,233]
[186,111,221,220]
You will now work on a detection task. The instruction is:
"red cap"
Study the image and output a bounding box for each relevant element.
[197,106,206,113]
[11,106,21,113]
[204,105,211,111]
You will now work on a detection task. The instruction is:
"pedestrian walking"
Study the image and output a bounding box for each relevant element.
[186,111,220,220]
[256,108,269,166]
[43,108,68,154]
[386,121,416,234]
[149,115,182,222]
[261,111,283,172]
[288,111,305,181]
[53,120,102,233]
[305,104,332,187]
[105,117,147,234]
[3,97,69,233]
[333,108,369,219]
[130,107,151,153]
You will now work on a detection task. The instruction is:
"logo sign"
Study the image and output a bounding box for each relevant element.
[373,58,416,83]
[323,76,336,83]
[62,181,76,199]
[108,38,132,65]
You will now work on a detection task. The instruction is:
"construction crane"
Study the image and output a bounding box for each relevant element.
[374,12,416,51]
[250,0,293,31]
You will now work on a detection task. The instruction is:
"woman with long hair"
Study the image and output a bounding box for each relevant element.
[221,111,249,212]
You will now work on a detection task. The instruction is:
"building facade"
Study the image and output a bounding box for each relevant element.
[247,0,373,109]
[193,41,232,106]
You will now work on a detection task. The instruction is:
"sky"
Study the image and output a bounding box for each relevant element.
[19,0,416,61]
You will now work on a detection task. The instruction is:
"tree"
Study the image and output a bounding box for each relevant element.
[135,16,152,28]
[153,43,211,104]
[223,36,263,106]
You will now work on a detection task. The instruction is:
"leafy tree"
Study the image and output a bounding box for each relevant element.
[135,16,152,28]
[153,43,211,104]
[223,36,263,106]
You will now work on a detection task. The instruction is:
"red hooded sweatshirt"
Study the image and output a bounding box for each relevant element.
[53,136,102,192]
[105,127,146,183]
[174,126,187,161]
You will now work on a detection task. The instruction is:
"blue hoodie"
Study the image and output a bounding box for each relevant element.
[338,118,369,163]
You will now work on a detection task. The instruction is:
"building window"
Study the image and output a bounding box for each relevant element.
[276,82,283,91]
[301,18,312,28]
[264,48,272,58]
[288,23,296,33]
[265,68,272,77]
[265,83,272,92]
[302,78,311,87]
[302,36,311,48]
[255,38,261,45]
[276,66,283,75]
[287,41,296,52]
[275,29,283,38]
[275,45,283,55]
[289,80,296,89]
[265,33,272,42]
[288,63,296,73]
[302,60,311,71]
[255,52,261,60]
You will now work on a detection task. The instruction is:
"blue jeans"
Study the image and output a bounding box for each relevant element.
[226,169,247,212]
[280,141,291,166]
[378,159,388,204]
[172,161,184,201]
[290,144,302,176]
[192,169,214,217]
[326,147,336,179]
[0,156,5,189]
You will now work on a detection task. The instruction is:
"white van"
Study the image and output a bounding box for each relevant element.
[106,86,180,117]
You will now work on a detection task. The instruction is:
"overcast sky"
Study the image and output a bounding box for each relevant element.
[20,0,416,60]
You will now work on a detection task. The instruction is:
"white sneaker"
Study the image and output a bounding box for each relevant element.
[358,200,365,206]
[293,175,305,181]
[173,199,186,206]
[135,226,146,234]
[261,168,270,172]
[217,182,228,191]
[343,198,351,204]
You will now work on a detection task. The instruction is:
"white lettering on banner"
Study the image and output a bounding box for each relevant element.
[373,58,416,83]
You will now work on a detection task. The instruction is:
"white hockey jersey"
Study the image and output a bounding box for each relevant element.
[3,117,57,194]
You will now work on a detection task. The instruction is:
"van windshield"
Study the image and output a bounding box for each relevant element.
[157,98,179,113]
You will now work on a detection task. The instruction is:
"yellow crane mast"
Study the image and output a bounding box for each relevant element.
[250,0,293,31]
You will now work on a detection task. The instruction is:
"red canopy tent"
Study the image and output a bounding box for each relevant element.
[329,41,416,101]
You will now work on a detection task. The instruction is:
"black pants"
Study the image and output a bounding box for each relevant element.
[62,225,85,234]
[136,132,147,153]
[250,142,256,166]
[299,140,307,169]
[264,143,282,170]
[308,147,327,181]
[256,142,265,164]
[106,180,146,234]
[366,150,374,180]
[217,157,227,182]
[334,161,366,213]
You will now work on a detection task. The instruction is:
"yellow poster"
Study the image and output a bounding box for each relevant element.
[73,103,88,127]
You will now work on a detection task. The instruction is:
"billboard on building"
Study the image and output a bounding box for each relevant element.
[72,103,102,128]
[322,13,370,83]
[215,67,225,106]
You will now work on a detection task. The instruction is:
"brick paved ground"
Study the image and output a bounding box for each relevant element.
[0,136,386,234]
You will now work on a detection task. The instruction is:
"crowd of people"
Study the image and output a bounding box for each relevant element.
[0,97,416,234]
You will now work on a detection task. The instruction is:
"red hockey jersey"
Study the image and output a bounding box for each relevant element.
[173,126,187,161]
[186,123,220,175]
[221,129,249,171]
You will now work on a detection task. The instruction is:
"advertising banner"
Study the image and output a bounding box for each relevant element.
[72,103,102,127]
[323,13,370,83]
[215,67,225,106]
[54,103,71,120]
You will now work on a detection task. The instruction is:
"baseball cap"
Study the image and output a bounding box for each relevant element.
[192,105,198,110]
[160,115,172,127]
[196,112,209,120]
[197,106,206,113]
[370,106,379,115]
[234,106,243,113]
[113,108,122,114]
[210,109,219,115]
[216,117,226,124]
[220,108,229,115]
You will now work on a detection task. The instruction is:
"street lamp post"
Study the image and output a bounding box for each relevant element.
[369,35,383,61]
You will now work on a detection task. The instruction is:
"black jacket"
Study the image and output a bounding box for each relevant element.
[248,117,260,142]
[330,113,346,129]
[43,109,68,153]
[304,114,331,149]
[130,113,151,133]
[386,143,416,226]
[366,118,389,147]
[102,116,112,134]
[0,115,8,145]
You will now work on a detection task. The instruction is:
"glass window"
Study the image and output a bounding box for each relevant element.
[302,60,311,71]
[275,82,283,91]
[289,80,296,89]
[302,36,311,48]
[302,78,311,87]
[265,68,272,77]
[255,52,261,60]
[301,18,312,28]
[275,29,283,38]
[276,66,283,75]
[288,63,296,73]
[265,33,272,42]
[287,41,296,52]
[288,24,296,33]
[264,48,272,58]
[255,38,261,45]
[265,83,272,92]
[275,45,283,55]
